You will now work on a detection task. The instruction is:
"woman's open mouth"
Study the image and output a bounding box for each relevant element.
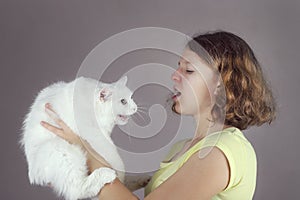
[172,88,181,100]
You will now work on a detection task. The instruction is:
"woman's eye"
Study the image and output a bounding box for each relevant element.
[186,70,194,73]
[121,99,127,105]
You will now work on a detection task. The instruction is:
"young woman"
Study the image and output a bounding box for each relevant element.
[41,31,276,200]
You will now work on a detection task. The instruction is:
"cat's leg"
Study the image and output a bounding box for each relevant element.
[28,138,94,200]
[30,139,90,200]
[36,139,115,200]
[30,138,116,200]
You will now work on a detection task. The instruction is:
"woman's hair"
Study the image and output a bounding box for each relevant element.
[173,31,277,130]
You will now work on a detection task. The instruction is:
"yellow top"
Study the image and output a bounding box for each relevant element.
[144,127,257,200]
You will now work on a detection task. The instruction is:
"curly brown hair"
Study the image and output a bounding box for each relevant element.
[179,31,277,130]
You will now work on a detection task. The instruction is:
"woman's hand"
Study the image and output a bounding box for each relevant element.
[40,103,111,172]
[41,103,81,145]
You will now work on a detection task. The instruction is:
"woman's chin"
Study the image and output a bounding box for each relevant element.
[173,102,194,116]
[173,103,183,114]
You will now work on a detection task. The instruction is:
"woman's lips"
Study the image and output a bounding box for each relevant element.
[172,88,181,100]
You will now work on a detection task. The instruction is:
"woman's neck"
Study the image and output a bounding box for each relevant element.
[192,110,230,143]
[168,111,231,162]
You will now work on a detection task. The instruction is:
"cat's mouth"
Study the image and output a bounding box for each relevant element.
[117,114,129,122]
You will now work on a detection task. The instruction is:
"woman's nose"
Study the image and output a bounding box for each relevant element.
[171,69,181,82]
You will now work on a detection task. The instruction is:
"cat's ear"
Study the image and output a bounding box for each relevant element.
[99,87,112,102]
[115,76,127,87]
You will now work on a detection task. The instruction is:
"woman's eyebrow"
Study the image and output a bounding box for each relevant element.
[178,60,191,66]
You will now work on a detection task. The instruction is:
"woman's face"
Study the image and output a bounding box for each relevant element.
[171,48,218,116]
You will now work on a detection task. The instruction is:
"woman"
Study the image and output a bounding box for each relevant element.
[41,31,276,199]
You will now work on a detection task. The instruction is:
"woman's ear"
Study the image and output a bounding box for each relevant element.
[213,78,226,109]
[213,79,222,96]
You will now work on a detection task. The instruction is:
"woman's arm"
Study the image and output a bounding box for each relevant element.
[98,179,139,200]
[145,147,230,200]
[41,103,230,200]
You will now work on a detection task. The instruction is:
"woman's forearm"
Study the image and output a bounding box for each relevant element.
[98,178,139,200]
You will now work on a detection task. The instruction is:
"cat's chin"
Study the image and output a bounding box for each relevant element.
[115,114,130,125]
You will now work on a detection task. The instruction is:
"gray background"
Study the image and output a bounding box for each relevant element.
[1,0,299,199]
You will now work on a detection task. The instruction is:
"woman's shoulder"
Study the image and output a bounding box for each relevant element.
[199,127,256,169]
[199,127,257,194]
[200,127,253,149]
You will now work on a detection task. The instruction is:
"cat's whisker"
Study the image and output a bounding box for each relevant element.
[132,113,139,121]
[135,111,147,125]
[137,104,148,108]
[137,107,148,112]
[136,103,150,107]
[127,118,134,143]
[126,115,138,143]
[137,106,148,111]
[134,112,147,125]
[136,103,149,110]
[137,108,148,115]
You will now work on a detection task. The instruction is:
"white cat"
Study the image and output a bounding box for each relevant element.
[20,76,137,200]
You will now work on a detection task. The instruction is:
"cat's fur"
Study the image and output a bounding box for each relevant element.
[20,76,137,200]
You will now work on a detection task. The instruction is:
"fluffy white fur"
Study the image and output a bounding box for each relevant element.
[20,76,137,200]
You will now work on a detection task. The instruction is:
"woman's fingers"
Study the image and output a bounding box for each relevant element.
[41,118,78,144]
[40,120,64,138]
[45,103,70,130]
[42,103,76,142]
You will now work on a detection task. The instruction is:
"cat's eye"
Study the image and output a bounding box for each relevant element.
[121,99,127,105]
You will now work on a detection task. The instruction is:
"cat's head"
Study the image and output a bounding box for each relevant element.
[96,76,137,125]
